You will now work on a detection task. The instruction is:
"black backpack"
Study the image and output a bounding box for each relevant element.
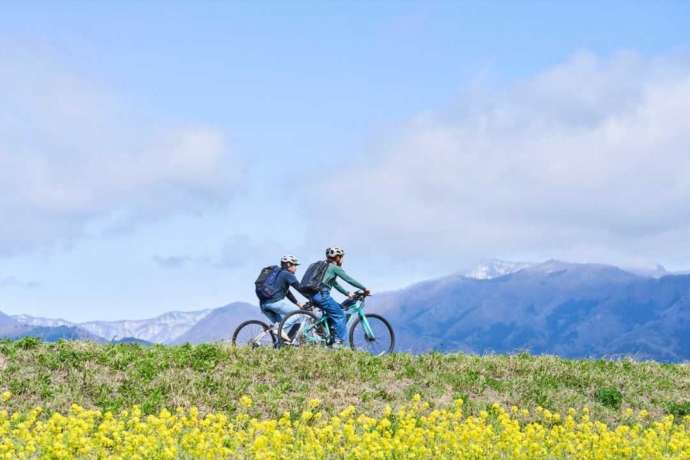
[255,265,282,301]
[300,260,329,295]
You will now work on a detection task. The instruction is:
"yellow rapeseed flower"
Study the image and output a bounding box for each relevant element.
[0,397,688,459]
[239,395,253,409]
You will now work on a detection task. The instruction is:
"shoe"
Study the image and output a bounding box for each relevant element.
[280,330,291,342]
[331,340,345,350]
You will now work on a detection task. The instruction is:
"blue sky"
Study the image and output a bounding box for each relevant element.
[2,1,690,321]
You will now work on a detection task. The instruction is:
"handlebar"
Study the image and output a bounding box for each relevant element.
[352,290,370,300]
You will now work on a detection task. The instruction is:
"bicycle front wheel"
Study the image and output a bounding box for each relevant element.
[232,320,275,348]
[349,313,395,356]
[278,310,329,348]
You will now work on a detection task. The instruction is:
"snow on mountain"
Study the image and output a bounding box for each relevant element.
[78,310,212,343]
[465,259,677,280]
[13,309,212,343]
[465,259,534,279]
[12,315,75,328]
[622,264,670,279]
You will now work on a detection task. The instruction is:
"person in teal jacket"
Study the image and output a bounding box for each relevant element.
[311,247,371,347]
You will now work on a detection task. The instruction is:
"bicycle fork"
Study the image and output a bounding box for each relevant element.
[348,311,376,341]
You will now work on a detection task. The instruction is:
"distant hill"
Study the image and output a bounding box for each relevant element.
[367,260,690,361]
[0,311,28,337]
[111,336,154,345]
[2,324,106,343]
[1,320,156,344]
[78,310,212,343]
[171,302,259,344]
[7,302,259,345]
[12,309,212,344]
[11,314,73,328]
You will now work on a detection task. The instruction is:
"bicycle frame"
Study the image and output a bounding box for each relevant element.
[298,296,376,344]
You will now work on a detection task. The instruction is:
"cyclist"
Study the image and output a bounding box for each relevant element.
[312,247,370,347]
[259,255,307,339]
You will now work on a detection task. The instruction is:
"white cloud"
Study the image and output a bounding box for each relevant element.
[0,47,242,255]
[0,275,39,289]
[308,52,690,270]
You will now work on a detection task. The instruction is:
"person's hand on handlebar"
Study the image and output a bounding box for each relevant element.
[349,290,371,299]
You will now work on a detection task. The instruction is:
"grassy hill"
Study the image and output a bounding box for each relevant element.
[1,338,689,425]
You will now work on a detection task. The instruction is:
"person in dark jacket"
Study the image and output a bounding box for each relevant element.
[258,255,306,337]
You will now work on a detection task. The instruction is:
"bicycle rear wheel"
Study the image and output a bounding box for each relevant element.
[349,313,395,356]
[232,320,275,348]
[278,310,330,348]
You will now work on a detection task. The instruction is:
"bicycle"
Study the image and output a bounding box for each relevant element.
[277,291,395,356]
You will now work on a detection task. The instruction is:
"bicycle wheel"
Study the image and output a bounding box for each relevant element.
[349,313,395,356]
[231,320,275,348]
[278,310,330,348]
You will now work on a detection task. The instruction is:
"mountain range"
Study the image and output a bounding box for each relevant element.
[370,260,690,361]
[11,309,212,343]
[3,259,690,362]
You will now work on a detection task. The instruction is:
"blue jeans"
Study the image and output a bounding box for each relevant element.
[312,290,347,342]
[260,301,299,327]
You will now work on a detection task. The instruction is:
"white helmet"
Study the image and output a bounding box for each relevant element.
[280,255,300,265]
[325,247,345,258]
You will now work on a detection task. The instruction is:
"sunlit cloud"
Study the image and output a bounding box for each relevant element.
[0,47,244,256]
[308,52,690,270]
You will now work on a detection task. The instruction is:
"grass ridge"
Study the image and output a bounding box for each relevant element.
[0,339,689,425]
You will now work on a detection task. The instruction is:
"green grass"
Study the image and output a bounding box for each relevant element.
[1,339,689,424]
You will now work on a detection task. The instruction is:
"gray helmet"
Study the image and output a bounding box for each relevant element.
[325,247,345,258]
[280,255,300,265]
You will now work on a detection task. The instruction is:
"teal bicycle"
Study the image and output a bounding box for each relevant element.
[277,291,395,356]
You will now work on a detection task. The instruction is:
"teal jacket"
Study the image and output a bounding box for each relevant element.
[321,262,367,295]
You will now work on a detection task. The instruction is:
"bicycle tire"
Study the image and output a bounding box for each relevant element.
[278,309,330,348]
[231,320,275,348]
[349,313,395,355]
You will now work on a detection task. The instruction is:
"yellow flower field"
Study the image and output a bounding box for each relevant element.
[1,394,690,459]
